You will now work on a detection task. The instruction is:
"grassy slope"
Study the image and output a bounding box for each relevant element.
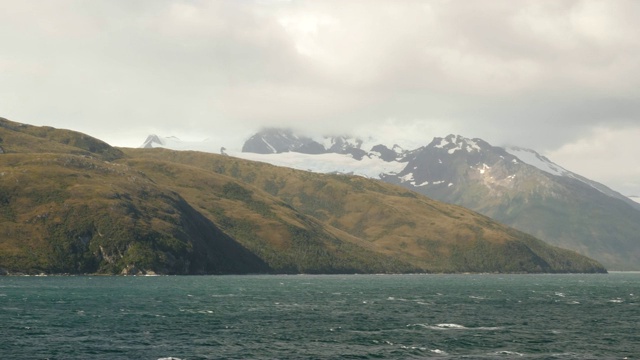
[126,148,605,273]
[0,117,606,274]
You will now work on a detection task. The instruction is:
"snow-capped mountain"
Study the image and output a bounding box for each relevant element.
[241,129,325,155]
[241,128,403,161]
[504,146,637,208]
[140,128,640,270]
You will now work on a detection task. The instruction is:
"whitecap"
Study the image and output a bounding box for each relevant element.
[434,323,467,329]
[469,295,485,300]
[400,345,427,351]
[431,349,447,354]
[608,299,624,303]
[493,350,524,356]
[476,326,504,330]
[555,292,565,297]
[158,358,183,360]
[409,323,502,331]
[387,296,409,301]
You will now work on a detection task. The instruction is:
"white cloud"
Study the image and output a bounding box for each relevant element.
[547,126,640,195]
[0,0,639,194]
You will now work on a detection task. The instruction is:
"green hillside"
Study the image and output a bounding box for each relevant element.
[0,118,606,274]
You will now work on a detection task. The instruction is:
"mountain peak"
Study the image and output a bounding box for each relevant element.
[428,134,488,155]
[241,127,324,154]
[141,134,165,148]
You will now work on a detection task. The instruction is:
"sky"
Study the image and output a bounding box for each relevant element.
[1,0,639,195]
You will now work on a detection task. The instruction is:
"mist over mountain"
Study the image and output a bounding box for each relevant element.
[141,128,640,270]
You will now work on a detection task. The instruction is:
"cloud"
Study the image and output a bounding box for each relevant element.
[548,125,640,195]
[0,0,638,193]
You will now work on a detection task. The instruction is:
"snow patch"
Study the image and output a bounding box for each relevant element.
[506,147,569,177]
[478,163,491,174]
[227,151,406,179]
[261,138,277,153]
[400,173,415,183]
[447,139,481,154]
[434,138,450,149]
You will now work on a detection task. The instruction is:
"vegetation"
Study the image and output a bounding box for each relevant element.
[0,117,606,274]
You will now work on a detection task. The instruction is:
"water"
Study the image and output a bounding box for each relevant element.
[1,273,638,359]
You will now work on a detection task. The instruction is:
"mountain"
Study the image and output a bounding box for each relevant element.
[141,128,639,270]
[0,117,605,274]
[242,128,373,159]
[382,135,640,270]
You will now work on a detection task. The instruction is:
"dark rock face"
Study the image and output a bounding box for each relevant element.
[370,144,398,162]
[241,128,371,158]
[242,128,324,154]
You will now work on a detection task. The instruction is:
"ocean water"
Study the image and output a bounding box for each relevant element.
[0,273,638,359]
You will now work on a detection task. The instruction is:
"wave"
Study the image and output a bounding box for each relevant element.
[492,350,524,357]
[408,323,503,331]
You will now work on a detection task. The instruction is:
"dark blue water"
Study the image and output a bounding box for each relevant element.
[1,273,638,359]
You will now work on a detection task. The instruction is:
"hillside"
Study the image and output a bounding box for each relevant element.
[146,128,638,270]
[0,118,605,274]
[124,148,605,274]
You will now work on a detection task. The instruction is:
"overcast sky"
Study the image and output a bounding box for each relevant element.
[1,0,639,195]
